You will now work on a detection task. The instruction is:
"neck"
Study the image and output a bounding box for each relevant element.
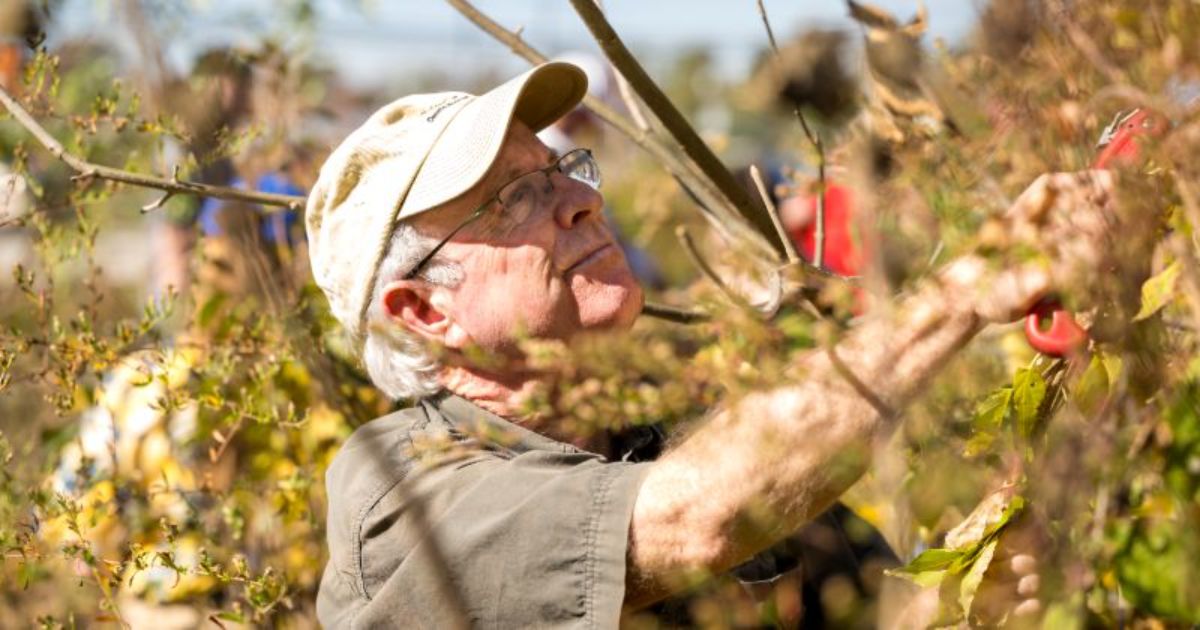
[438,363,542,420]
[437,363,611,455]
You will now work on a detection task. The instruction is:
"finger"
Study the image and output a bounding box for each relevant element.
[1006,173,1056,223]
[1010,554,1037,576]
[1013,598,1042,617]
[1017,573,1040,598]
[971,265,1051,323]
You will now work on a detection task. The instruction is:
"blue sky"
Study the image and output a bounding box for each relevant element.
[53,0,984,88]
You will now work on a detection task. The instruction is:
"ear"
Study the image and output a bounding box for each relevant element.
[379,280,473,349]
[380,280,451,342]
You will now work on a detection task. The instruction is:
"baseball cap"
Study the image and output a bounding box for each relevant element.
[305,62,588,342]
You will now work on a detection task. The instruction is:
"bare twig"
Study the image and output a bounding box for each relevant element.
[824,343,896,420]
[749,164,800,264]
[754,0,829,269]
[568,0,785,255]
[814,162,827,269]
[140,191,174,213]
[591,0,652,132]
[447,0,857,315]
[677,225,743,305]
[444,0,777,261]
[613,62,652,132]
[0,85,306,212]
[1049,1,1126,85]
[641,301,711,324]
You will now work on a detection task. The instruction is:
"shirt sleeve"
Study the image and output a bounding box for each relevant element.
[325,429,651,629]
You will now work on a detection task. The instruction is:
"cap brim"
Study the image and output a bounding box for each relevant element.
[398,62,588,219]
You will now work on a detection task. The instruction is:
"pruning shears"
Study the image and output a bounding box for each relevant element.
[1023,108,1169,357]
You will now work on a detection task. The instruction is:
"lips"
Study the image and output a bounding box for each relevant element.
[565,242,614,273]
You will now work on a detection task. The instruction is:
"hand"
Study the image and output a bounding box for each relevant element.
[942,171,1119,324]
[1005,170,1118,292]
[970,514,1047,625]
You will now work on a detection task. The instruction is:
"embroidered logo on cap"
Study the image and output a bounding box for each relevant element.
[422,95,469,123]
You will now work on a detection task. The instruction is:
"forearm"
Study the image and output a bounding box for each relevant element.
[626,266,983,606]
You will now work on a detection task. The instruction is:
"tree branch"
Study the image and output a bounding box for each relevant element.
[754,0,829,269]
[749,163,800,264]
[677,225,744,306]
[566,0,786,255]
[824,343,896,420]
[641,301,711,324]
[0,85,306,212]
[443,0,777,261]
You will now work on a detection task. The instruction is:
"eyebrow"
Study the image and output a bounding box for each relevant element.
[495,148,560,184]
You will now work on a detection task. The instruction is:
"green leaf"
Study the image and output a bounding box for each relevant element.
[974,388,1012,430]
[1012,368,1047,439]
[1072,355,1110,413]
[1100,352,1124,387]
[887,548,966,588]
[965,388,1011,456]
[959,538,998,618]
[197,292,228,329]
[889,567,949,588]
[1133,260,1181,321]
[982,494,1026,540]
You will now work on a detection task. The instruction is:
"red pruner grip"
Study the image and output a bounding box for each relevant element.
[1093,108,1169,169]
[1023,108,1167,356]
[1025,300,1087,357]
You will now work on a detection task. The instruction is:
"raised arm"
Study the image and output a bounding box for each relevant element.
[624,171,1118,608]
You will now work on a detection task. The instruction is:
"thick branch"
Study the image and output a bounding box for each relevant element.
[567,0,785,255]
[0,85,306,212]
[443,0,777,261]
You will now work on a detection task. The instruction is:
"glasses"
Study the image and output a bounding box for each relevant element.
[403,148,601,280]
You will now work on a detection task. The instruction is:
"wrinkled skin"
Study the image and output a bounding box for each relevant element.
[380,122,643,358]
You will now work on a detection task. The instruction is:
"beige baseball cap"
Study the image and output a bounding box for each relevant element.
[305,62,588,341]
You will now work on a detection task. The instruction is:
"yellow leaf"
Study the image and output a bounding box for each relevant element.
[1134,261,1181,321]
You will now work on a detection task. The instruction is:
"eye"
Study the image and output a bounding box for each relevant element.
[498,171,544,212]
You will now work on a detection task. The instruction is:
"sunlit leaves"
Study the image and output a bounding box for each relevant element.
[1133,260,1181,322]
[888,494,1026,623]
[1011,367,1047,440]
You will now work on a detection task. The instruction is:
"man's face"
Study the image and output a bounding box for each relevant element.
[416,122,643,353]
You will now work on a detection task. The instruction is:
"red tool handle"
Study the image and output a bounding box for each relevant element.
[1022,108,1166,357]
[1025,300,1087,357]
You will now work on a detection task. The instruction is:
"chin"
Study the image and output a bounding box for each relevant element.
[575,277,643,332]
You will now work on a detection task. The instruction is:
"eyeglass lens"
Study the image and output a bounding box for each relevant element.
[496,149,599,224]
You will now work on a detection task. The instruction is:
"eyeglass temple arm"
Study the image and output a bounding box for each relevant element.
[401,206,488,280]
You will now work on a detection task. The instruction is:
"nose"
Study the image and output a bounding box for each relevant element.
[553,175,603,229]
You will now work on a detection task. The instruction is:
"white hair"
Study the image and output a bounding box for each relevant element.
[361,223,463,400]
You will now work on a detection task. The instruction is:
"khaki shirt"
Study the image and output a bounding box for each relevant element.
[318,392,650,628]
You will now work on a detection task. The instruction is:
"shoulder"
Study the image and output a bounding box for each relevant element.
[325,405,433,519]
[320,404,436,610]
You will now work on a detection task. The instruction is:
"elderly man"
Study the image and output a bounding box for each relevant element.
[306,62,1112,627]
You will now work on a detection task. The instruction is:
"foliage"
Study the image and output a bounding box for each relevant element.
[1,0,1199,627]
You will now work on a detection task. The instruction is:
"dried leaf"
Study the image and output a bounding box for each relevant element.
[959,538,999,617]
[945,489,1023,550]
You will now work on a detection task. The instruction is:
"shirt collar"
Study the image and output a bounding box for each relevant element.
[423,391,584,455]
